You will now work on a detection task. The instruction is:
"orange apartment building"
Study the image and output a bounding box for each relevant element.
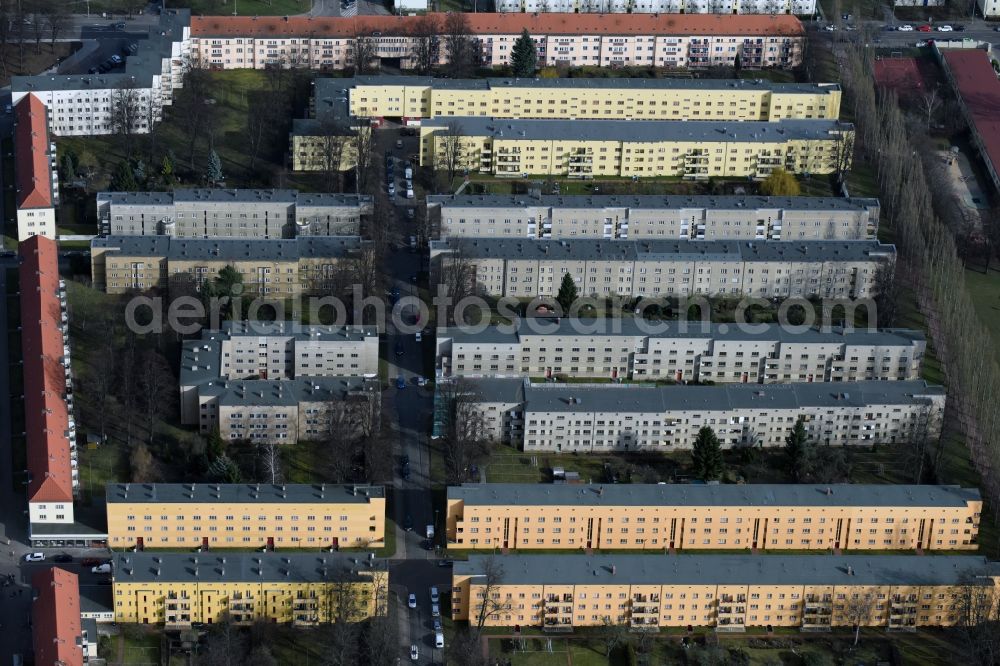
[446,483,982,552]
[452,553,1000,630]
[106,483,386,550]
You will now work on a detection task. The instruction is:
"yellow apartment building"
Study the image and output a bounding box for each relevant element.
[452,554,1000,630]
[106,483,386,550]
[347,76,842,124]
[112,552,387,626]
[446,484,981,552]
[90,235,367,296]
[419,118,853,179]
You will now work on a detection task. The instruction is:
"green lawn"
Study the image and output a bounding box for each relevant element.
[962,268,1000,368]
[59,69,327,195]
[121,632,160,666]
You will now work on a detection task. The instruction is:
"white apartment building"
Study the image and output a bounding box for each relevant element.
[495,0,816,15]
[465,379,945,452]
[179,322,380,443]
[11,10,191,137]
[188,14,804,72]
[430,238,895,300]
[427,194,879,241]
[978,0,1000,17]
[97,189,372,238]
[436,320,926,383]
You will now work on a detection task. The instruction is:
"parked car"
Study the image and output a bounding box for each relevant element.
[406,208,415,219]
[823,24,836,31]
[395,139,404,149]
[388,182,396,197]
[954,24,966,31]
[430,586,440,604]
[431,603,440,617]
[937,24,953,31]
[898,24,914,31]
[433,618,442,632]
[114,22,126,30]
[23,553,45,562]
[435,633,445,649]
[415,332,422,343]
[80,558,104,567]
[91,563,112,574]
[407,593,417,609]
[403,514,413,531]
[437,559,454,568]
[396,375,406,389]
[110,54,123,63]
[3,103,11,114]
[410,645,419,661]
[917,24,932,32]
[52,554,73,563]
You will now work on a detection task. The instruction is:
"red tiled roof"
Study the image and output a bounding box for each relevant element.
[32,568,84,666]
[191,12,803,38]
[941,49,1000,184]
[20,235,74,504]
[13,94,53,210]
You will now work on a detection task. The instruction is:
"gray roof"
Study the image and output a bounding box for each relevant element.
[113,552,377,584]
[179,323,377,388]
[107,482,384,504]
[448,483,980,508]
[472,379,945,411]
[422,117,854,143]
[13,9,190,94]
[92,235,367,260]
[79,585,113,616]
[99,189,371,208]
[350,75,841,95]
[427,193,879,213]
[433,238,894,263]
[456,554,1000,586]
[438,320,924,347]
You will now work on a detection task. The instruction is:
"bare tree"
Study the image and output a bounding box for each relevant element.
[245,96,273,175]
[436,121,467,192]
[353,123,375,195]
[952,569,1000,666]
[29,9,45,54]
[437,379,495,485]
[110,81,147,160]
[409,14,441,74]
[45,0,68,53]
[872,258,899,328]
[139,350,173,446]
[833,128,856,188]
[361,568,396,666]
[316,118,350,192]
[175,67,212,170]
[352,34,377,75]
[436,241,479,322]
[257,441,284,484]
[842,590,875,646]
[919,89,942,131]
[130,441,158,483]
[470,555,507,635]
[443,13,480,79]
[599,617,631,657]
[324,567,368,666]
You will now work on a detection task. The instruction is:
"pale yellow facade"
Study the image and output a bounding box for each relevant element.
[445,484,982,552]
[419,120,852,179]
[90,237,364,296]
[112,553,387,626]
[349,79,841,123]
[451,554,1000,630]
[106,483,386,550]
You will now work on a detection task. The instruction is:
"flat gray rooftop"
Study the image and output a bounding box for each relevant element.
[456,553,1000,586]
[437,320,924,347]
[220,320,377,340]
[13,9,190,94]
[107,482,384,504]
[114,552,377,584]
[433,238,894,263]
[93,235,367,260]
[473,379,944,411]
[349,75,840,95]
[422,117,854,143]
[427,193,879,212]
[99,189,371,208]
[448,483,980,508]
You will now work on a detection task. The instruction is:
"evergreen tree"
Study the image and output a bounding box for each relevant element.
[556,272,579,313]
[733,53,742,79]
[110,159,137,191]
[511,29,537,78]
[206,426,225,461]
[206,149,223,184]
[784,418,815,482]
[133,159,146,185]
[160,154,175,186]
[691,426,724,481]
[61,153,75,181]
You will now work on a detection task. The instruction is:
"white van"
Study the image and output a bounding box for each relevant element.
[435,632,445,649]
[91,563,112,574]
